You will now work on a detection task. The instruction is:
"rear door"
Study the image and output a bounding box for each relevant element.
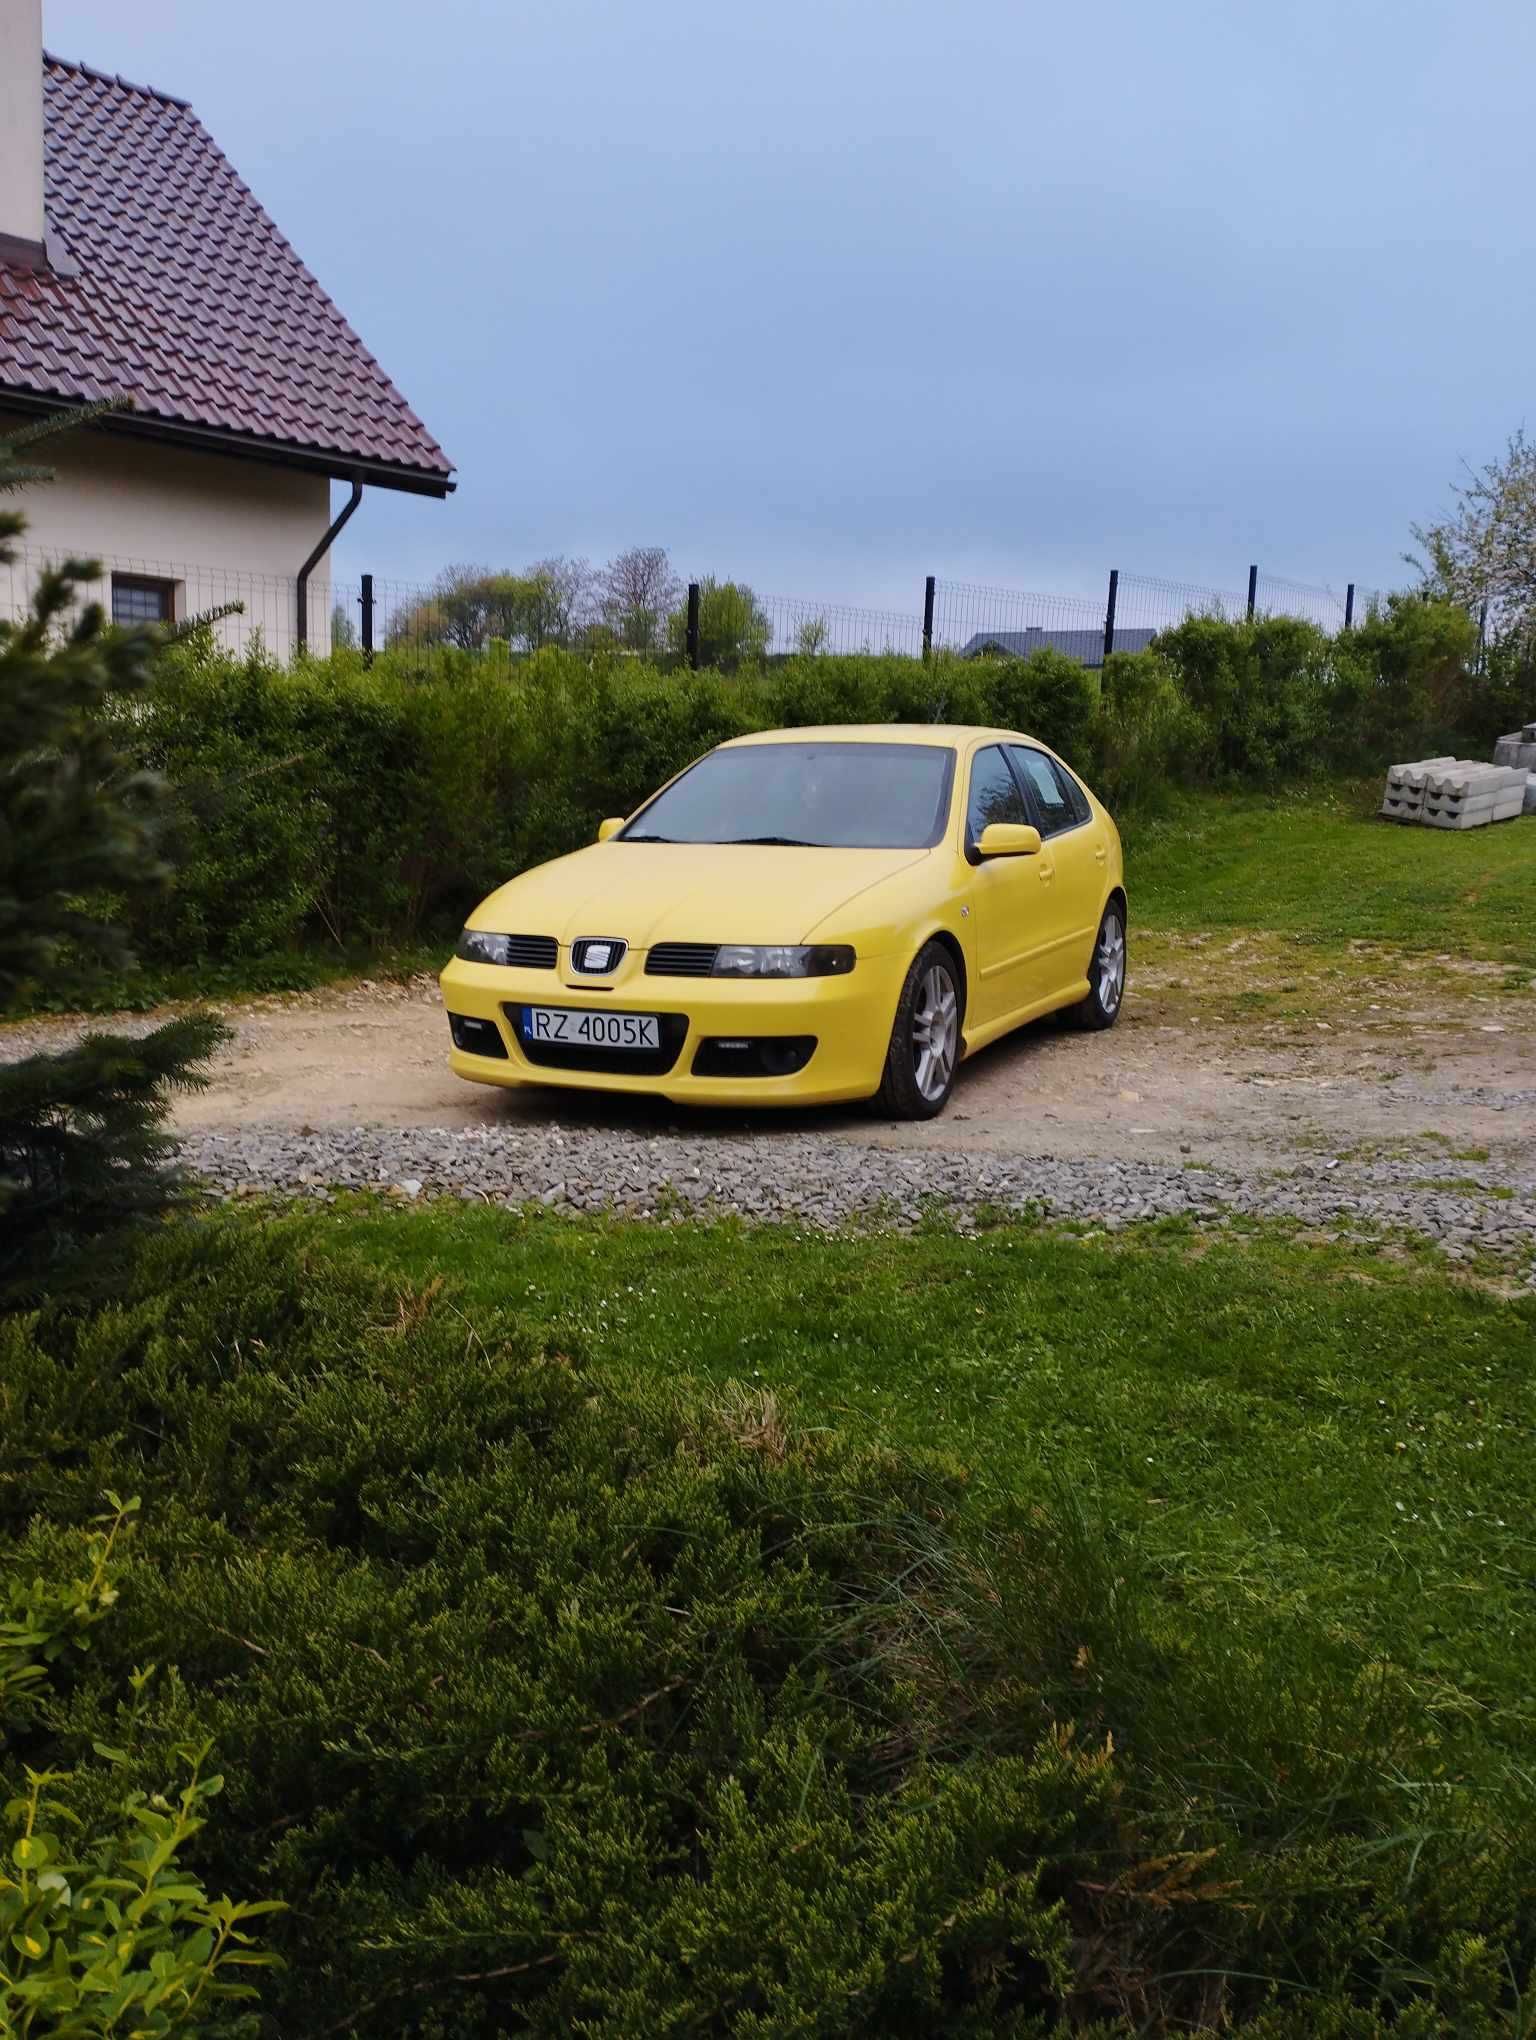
[1007,745,1106,994]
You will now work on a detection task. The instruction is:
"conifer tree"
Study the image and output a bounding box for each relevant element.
[0,409,227,1288]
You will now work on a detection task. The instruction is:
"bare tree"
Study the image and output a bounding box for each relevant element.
[599,546,682,652]
[525,555,597,647]
[1410,430,1536,634]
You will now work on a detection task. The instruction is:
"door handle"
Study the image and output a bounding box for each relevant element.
[1037,859,1056,883]
[1094,844,1107,865]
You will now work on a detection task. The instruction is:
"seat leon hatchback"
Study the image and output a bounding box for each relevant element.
[439,724,1126,1119]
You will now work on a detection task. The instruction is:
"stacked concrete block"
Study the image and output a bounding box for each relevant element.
[1526,773,1536,817]
[1493,722,1536,771]
[1379,756,1456,822]
[1420,761,1527,830]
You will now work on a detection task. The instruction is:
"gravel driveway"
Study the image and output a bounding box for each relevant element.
[6,959,1534,1268]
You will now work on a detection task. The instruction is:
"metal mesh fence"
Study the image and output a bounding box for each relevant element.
[745,591,924,659]
[929,578,1107,660]
[1255,571,1370,632]
[0,545,1399,668]
[1114,572,1250,635]
[1,542,328,659]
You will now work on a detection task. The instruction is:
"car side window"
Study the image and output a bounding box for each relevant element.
[967,745,1028,847]
[1008,746,1081,838]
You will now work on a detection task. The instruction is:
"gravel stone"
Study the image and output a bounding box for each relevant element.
[176,1121,1536,1280]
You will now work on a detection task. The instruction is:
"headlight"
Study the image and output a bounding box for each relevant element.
[454,929,515,965]
[711,944,855,978]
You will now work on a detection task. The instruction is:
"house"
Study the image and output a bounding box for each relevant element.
[0,0,452,653]
[960,625,1158,667]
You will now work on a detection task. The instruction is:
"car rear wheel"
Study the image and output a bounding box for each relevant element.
[876,941,962,1119]
[1072,901,1126,1030]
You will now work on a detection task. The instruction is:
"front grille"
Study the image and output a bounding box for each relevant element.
[502,934,558,970]
[646,942,719,977]
[505,1006,688,1077]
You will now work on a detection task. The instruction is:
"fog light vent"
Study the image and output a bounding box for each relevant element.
[691,1035,816,1078]
[448,1012,508,1060]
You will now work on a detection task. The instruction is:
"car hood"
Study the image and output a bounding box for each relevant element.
[470,841,932,949]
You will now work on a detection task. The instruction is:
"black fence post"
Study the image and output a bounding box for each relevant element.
[1102,567,1119,665]
[685,581,701,670]
[1343,581,1355,631]
[359,572,374,666]
[922,575,935,661]
[1246,563,1258,620]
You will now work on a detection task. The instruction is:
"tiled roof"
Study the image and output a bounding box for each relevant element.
[0,56,453,491]
[960,627,1159,666]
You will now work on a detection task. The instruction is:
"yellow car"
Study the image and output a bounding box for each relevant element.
[439,725,1126,1119]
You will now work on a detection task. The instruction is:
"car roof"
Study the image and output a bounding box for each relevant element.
[718,724,1025,750]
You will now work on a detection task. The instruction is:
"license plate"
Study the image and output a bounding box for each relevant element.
[521,1006,661,1050]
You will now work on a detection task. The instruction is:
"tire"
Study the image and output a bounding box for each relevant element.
[876,941,963,1119]
[1073,900,1127,1031]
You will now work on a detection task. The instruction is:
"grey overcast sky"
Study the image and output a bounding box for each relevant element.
[44,0,1536,611]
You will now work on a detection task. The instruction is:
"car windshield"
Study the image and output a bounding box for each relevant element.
[621,742,954,850]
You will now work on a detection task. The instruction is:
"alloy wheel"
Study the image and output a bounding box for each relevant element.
[1096,910,1126,1016]
[912,963,958,1102]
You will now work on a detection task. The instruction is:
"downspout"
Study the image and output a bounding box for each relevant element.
[295,478,363,653]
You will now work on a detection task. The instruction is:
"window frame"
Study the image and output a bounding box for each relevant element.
[110,573,178,627]
[964,742,1031,861]
[1006,744,1091,841]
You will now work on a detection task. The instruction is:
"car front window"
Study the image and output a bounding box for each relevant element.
[966,745,1028,843]
[621,742,955,850]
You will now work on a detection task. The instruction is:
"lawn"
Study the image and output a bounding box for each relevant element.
[8,1204,1536,2032]
[322,1202,1536,1741]
[1128,781,1535,968]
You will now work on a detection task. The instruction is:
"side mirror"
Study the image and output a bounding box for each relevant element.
[976,822,1042,858]
[596,817,625,843]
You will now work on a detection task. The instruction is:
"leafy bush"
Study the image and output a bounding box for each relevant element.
[664,577,772,668]
[59,597,1511,989]
[2,1496,279,2033]
[1149,612,1337,779]
[1,1219,1532,2036]
[1330,595,1483,759]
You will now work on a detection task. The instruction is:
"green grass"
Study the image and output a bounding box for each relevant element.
[315,1202,1536,1740]
[16,1209,1536,2030]
[1128,782,1536,968]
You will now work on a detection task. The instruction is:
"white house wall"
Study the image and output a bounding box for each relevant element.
[0,420,337,656]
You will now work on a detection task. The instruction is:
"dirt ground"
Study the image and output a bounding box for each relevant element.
[11,937,1522,1181]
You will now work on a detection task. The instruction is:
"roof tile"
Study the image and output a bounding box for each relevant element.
[0,57,453,487]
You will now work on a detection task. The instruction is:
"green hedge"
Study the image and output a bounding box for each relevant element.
[3,1219,1531,2035]
[94,598,1504,972]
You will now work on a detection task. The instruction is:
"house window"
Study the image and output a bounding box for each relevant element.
[111,574,177,626]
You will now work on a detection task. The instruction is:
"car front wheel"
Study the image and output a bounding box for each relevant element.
[1073,901,1126,1030]
[876,941,962,1118]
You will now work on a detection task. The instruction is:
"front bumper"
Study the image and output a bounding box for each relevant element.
[438,951,907,1105]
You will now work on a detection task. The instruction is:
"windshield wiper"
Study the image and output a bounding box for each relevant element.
[622,833,674,843]
[723,834,820,847]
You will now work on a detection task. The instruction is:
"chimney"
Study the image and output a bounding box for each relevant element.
[0,0,46,265]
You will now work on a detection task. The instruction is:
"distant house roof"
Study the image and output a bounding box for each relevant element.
[960,625,1157,666]
[0,56,453,496]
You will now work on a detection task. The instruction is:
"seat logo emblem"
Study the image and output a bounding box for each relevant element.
[573,937,626,974]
